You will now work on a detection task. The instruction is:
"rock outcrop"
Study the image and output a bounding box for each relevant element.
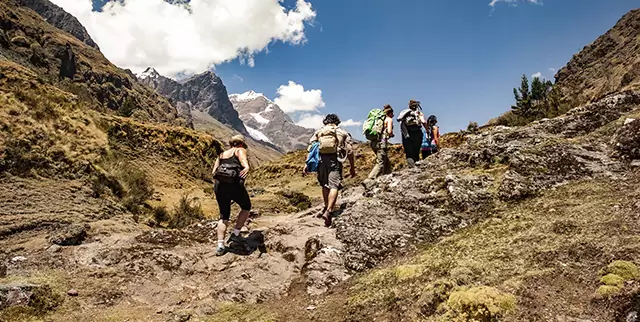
[555,9,640,106]
[230,91,315,151]
[336,91,639,271]
[15,0,100,50]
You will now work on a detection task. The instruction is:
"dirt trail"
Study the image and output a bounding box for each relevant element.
[1,180,363,321]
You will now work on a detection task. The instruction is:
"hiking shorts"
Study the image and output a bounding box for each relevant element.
[214,181,251,221]
[317,153,343,190]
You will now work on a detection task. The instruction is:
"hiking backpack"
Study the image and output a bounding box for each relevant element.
[402,110,420,127]
[422,127,435,150]
[317,126,339,154]
[363,109,386,141]
[306,142,321,173]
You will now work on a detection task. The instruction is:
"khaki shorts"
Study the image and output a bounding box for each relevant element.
[317,153,343,190]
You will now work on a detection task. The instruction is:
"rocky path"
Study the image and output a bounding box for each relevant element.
[1,185,365,320]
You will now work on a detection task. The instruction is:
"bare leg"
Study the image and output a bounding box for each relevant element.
[322,188,339,227]
[217,219,229,243]
[234,210,250,230]
[322,187,329,208]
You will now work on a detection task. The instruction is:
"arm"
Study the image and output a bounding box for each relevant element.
[419,113,429,132]
[385,118,394,138]
[211,157,220,176]
[434,126,440,148]
[236,148,251,179]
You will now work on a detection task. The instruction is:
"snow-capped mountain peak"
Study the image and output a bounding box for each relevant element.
[229,90,266,102]
[137,67,160,80]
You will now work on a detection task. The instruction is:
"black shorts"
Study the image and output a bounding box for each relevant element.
[214,181,251,221]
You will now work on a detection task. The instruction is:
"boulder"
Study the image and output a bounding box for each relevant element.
[0,284,61,312]
[614,118,640,160]
[48,223,88,246]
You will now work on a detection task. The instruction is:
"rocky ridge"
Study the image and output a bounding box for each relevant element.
[556,8,640,107]
[230,91,315,151]
[138,67,248,135]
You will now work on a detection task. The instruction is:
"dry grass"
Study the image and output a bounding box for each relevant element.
[338,175,640,321]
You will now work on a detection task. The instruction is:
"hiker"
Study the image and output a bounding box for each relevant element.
[421,115,440,159]
[367,105,394,180]
[397,100,429,167]
[211,135,251,256]
[304,114,355,227]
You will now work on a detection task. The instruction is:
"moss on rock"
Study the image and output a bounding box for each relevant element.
[600,273,625,287]
[600,260,639,281]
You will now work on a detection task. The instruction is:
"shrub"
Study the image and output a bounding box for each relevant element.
[279,190,311,211]
[466,122,479,134]
[168,194,205,229]
[152,205,170,224]
[596,285,622,298]
[119,166,154,213]
[444,286,517,321]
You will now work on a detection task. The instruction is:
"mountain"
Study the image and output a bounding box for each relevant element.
[555,8,640,107]
[138,67,248,135]
[15,0,100,50]
[230,91,315,151]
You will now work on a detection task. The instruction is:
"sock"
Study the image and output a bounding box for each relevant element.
[217,240,224,248]
[232,229,240,236]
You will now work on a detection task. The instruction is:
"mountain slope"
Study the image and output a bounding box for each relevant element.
[15,0,100,50]
[555,8,640,106]
[138,67,247,134]
[0,0,185,125]
[138,68,283,163]
[230,91,315,151]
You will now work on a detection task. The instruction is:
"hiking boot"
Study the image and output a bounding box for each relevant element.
[215,246,225,256]
[227,233,244,244]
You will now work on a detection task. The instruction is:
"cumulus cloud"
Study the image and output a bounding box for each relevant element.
[341,119,362,127]
[51,0,316,77]
[489,0,541,7]
[274,81,325,114]
[532,72,543,79]
[296,114,324,129]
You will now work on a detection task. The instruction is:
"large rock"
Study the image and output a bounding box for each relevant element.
[48,223,88,246]
[614,118,640,160]
[56,43,76,79]
[302,235,350,296]
[0,284,61,312]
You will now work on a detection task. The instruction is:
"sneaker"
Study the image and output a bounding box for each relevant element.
[215,246,225,256]
[227,233,244,244]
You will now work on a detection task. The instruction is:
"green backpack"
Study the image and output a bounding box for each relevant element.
[363,109,386,141]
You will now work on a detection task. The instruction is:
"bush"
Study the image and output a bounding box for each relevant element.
[466,122,479,134]
[279,190,311,211]
[119,166,154,213]
[152,205,170,224]
[168,194,205,229]
[444,286,517,321]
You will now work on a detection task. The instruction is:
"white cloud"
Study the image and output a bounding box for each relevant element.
[532,72,543,79]
[296,114,324,129]
[548,67,557,73]
[489,0,541,7]
[274,81,325,113]
[341,119,362,127]
[232,74,244,83]
[51,0,316,77]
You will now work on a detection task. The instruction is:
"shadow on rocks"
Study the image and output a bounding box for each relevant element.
[226,231,268,256]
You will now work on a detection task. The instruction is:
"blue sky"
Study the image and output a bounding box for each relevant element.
[215,0,639,136]
[83,0,638,138]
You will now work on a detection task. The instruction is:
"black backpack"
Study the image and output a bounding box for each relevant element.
[403,110,420,127]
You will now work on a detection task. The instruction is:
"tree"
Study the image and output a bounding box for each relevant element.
[531,76,545,101]
[511,74,533,117]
